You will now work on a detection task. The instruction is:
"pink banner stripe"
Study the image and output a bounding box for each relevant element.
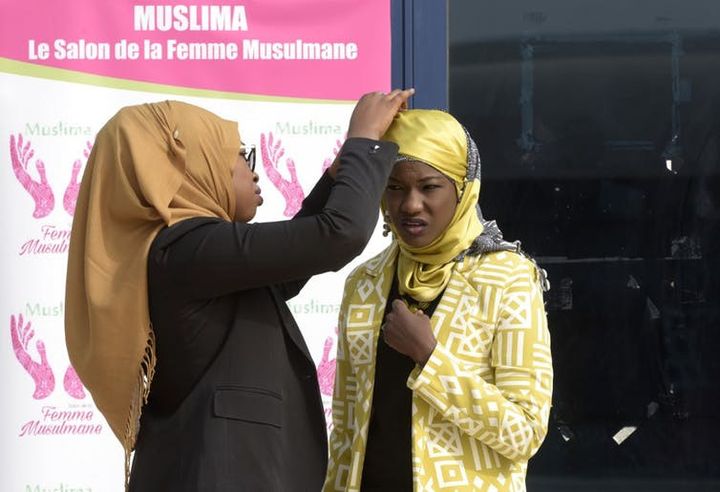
[0,0,391,100]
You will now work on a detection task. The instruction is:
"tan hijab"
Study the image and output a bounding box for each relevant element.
[65,101,241,479]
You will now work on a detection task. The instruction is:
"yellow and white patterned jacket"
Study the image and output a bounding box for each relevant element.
[323,244,553,492]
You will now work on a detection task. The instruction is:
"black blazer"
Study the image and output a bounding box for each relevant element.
[128,138,398,491]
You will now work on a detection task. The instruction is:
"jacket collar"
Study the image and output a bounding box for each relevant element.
[360,243,398,278]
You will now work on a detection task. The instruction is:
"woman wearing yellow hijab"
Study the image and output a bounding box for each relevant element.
[324,110,553,492]
[65,90,413,491]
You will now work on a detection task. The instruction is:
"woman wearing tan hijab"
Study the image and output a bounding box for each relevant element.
[64,89,414,491]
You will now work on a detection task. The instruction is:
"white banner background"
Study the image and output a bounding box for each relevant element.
[0,2,391,489]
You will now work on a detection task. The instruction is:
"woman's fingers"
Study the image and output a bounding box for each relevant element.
[347,88,415,140]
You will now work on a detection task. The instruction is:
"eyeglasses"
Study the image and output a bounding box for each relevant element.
[242,144,256,173]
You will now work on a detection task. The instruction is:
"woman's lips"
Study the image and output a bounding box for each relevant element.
[400,218,427,236]
[255,186,263,205]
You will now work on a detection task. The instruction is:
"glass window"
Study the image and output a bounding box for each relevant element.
[450,2,720,490]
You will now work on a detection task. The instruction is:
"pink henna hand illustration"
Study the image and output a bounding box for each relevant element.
[10,314,55,399]
[63,365,86,399]
[321,136,346,173]
[10,134,55,218]
[64,140,92,216]
[316,333,337,396]
[260,132,305,216]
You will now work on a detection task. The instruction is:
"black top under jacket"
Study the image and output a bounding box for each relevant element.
[360,276,444,492]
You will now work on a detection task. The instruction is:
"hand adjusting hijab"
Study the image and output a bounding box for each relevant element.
[381,109,531,303]
[65,101,241,481]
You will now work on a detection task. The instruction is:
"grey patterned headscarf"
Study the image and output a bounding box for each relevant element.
[458,128,523,258]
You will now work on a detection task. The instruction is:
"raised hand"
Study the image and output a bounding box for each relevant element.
[347,88,415,140]
[316,332,337,396]
[10,134,55,218]
[260,132,305,216]
[64,140,92,216]
[63,365,86,399]
[10,314,55,399]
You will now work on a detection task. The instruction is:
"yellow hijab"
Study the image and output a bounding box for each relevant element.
[381,109,484,303]
[65,101,241,478]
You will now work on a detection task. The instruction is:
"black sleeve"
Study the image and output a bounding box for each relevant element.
[274,170,335,300]
[149,137,397,301]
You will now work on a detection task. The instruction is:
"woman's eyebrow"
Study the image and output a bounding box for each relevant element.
[388,175,446,182]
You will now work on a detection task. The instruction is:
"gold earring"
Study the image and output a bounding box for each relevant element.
[382,212,392,237]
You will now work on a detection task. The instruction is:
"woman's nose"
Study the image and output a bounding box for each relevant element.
[400,191,422,214]
[253,172,259,183]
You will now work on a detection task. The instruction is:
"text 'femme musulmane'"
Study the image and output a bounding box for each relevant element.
[162,39,358,61]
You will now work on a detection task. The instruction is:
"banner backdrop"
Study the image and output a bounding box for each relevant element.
[0,1,391,489]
